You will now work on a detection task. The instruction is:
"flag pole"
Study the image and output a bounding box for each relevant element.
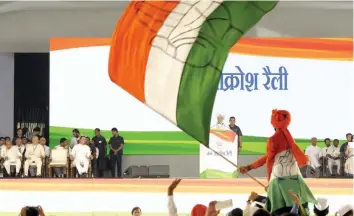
[208,147,267,188]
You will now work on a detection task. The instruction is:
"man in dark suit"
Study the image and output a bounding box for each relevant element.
[109,128,124,178]
[92,128,107,178]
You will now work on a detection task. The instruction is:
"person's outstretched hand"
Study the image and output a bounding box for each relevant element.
[288,190,300,205]
[238,166,249,174]
[205,201,220,216]
[249,191,259,202]
[168,178,182,196]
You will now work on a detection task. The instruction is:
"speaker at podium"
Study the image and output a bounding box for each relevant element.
[123,165,170,178]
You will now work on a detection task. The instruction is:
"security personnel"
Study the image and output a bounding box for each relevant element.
[92,128,107,177]
[109,128,124,178]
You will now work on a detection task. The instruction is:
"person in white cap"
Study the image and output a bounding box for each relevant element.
[314,197,329,216]
[336,204,353,216]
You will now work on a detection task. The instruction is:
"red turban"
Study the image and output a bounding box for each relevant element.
[191,204,207,216]
[271,109,291,129]
[271,109,308,168]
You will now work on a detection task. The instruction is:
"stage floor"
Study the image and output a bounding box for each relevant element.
[0,178,352,194]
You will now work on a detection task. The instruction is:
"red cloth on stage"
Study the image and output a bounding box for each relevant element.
[249,109,308,182]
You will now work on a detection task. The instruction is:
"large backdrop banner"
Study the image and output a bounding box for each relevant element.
[50,38,353,163]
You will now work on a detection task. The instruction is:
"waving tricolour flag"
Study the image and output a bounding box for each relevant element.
[109,1,277,146]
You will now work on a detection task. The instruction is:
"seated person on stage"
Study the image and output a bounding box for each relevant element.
[24,136,45,177]
[15,137,25,156]
[87,137,98,177]
[51,138,69,178]
[305,137,322,178]
[40,137,50,158]
[70,136,91,177]
[239,109,316,215]
[327,139,341,176]
[1,140,22,177]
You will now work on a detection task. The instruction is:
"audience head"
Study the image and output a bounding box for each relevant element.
[5,136,10,141]
[191,204,207,216]
[17,128,23,136]
[33,127,41,135]
[60,138,67,147]
[15,137,22,146]
[253,208,271,216]
[346,133,353,142]
[311,137,317,145]
[337,204,353,216]
[229,116,236,126]
[32,136,39,144]
[72,129,80,137]
[324,138,331,147]
[111,128,118,136]
[40,137,46,145]
[20,206,45,216]
[227,207,243,216]
[95,128,101,136]
[333,139,339,147]
[0,137,5,145]
[131,207,141,216]
[314,197,329,216]
[21,136,28,144]
[280,213,298,216]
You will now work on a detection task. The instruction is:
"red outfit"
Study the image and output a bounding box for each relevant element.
[248,109,308,181]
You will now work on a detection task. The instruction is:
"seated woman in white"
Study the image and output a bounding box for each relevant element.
[24,136,45,177]
[1,140,22,176]
[70,136,91,177]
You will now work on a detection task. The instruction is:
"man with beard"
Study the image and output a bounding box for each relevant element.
[92,128,107,177]
[70,129,80,149]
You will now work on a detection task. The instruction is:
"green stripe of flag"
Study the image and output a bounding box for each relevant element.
[176,1,278,146]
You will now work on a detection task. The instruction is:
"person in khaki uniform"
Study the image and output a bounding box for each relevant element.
[24,136,44,177]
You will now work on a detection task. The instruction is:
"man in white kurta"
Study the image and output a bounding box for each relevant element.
[15,137,25,155]
[24,136,45,177]
[1,140,22,176]
[305,137,322,177]
[70,136,91,176]
[327,139,341,175]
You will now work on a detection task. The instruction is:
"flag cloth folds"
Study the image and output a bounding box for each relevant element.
[109,1,278,145]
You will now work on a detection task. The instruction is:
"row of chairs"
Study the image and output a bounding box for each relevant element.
[1,148,92,178]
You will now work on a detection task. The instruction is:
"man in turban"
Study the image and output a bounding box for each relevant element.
[239,109,316,215]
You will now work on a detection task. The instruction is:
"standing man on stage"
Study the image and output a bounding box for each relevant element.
[109,128,124,178]
[229,116,243,152]
[92,128,107,178]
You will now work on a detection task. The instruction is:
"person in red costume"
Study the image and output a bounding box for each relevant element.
[239,109,316,215]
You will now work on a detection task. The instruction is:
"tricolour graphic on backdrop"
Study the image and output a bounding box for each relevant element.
[200,129,238,178]
[50,38,353,157]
